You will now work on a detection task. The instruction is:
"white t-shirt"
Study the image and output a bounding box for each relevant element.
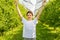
[22,17,38,38]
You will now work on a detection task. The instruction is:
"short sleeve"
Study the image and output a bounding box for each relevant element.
[22,17,26,24]
[33,17,38,24]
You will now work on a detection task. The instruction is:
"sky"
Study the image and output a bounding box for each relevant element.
[18,0,49,15]
[19,0,36,4]
[19,0,49,4]
[19,0,23,4]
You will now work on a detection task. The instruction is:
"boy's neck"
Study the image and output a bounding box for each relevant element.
[27,19,32,21]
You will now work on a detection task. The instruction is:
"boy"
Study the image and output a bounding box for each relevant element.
[15,0,46,40]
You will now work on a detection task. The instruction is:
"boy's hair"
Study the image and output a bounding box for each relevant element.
[26,11,33,16]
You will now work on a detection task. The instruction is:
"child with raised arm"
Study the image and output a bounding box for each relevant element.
[15,0,46,40]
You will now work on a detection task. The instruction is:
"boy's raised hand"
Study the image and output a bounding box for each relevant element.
[42,0,46,6]
[43,0,46,3]
[14,0,18,6]
[36,0,46,19]
[15,0,23,18]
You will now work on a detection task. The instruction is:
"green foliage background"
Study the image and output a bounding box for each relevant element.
[0,0,60,40]
[0,0,19,33]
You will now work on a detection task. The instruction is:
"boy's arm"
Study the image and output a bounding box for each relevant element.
[16,5,23,18]
[15,0,23,18]
[36,0,46,19]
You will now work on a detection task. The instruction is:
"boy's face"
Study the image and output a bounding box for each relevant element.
[27,13,33,20]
